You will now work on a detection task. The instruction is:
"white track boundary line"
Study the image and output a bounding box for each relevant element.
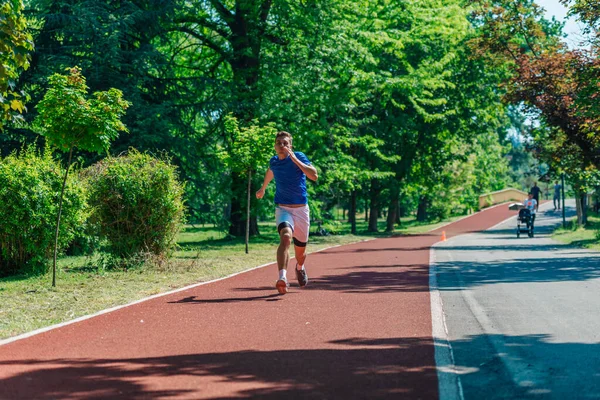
[0,240,371,348]
[431,201,511,233]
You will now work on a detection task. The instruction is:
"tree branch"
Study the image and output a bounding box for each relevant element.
[208,0,236,30]
[260,0,272,24]
[167,26,231,60]
[173,15,231,39]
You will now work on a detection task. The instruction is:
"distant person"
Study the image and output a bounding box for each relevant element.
[553,181,562,210]
[256,131,318,294]
[524,192,537,227]
[531,182,541,211]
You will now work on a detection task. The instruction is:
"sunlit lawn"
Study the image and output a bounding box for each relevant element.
[552,212,600,251]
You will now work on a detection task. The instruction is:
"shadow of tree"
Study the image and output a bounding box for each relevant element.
[437,243,572,253]
[304,267,431,293]
[3,333,598,399]
[0,337,438,399]
[445,333,600,399]
[435,255,600,290]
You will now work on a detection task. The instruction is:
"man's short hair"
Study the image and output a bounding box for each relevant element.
[276,131,293,149]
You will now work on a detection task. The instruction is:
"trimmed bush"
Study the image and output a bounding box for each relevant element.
[0,147,87,276]
[86,149,185,258]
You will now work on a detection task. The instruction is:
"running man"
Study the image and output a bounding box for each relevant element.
[256,131,318,294]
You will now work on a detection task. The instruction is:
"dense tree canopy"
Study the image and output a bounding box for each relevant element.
[5,0,590,235]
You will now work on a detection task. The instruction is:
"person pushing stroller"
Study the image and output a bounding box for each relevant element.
[524,192,537,226]
[517,192,537,238]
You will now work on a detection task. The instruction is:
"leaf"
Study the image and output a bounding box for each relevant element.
[10,99,24,113]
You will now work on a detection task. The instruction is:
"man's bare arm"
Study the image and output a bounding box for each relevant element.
[256,168,274,199]
[287,150,318,181]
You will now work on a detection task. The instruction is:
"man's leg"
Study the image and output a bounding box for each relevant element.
[294,243,307,269]
[276,226,292,294]
[277,227,293,273]
[291,205,310,287]
[293,241,309,287]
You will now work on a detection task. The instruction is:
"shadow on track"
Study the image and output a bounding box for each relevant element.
[227,266,431,295]
[0,337,438,399]
[3,334,598,399]
[168,294,283,304]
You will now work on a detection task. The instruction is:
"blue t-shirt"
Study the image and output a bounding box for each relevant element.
[270,151,311,204]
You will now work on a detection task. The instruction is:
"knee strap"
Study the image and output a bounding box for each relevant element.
[293,237,307,247]
[278,222,293,234]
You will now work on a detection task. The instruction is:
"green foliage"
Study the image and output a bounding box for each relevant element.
[220,115,275,174]
[562,0,600,32]
[35,67,130,153]
[1,0,541,236]
[0,146,87,275]
[86,149,186,258]
[0,0,34,129]
[13,0,180,153]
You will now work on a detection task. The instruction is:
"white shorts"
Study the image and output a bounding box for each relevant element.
[275,205,310,247]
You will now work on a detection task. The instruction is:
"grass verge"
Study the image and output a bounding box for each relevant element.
[1,216,459,340]
[552,212,600,251]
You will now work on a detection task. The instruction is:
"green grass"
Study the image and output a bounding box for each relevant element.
[0,215,458,340]
[552,212,600,251]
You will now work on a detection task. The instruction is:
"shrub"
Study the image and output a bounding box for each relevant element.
[0,147,87,276]
[86,149,185,258]
[65,218,101,256]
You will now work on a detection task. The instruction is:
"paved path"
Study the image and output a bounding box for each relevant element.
[0,205,514,399]
[433,201,600,399]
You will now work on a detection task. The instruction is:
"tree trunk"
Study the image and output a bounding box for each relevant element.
[52,146,73,287]
[227,9,264,235]
[575,191,584,226]
[364,198,369,222]
[245,169,251,254]
[386,186,399,232]
[416,195,429,222]
[349,190,357,234]
[229,171,259,237]
[581,192,588,225]
[368,180,380,232]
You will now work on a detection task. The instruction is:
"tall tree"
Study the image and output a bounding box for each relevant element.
[13,0,184,155]
[35,67,129,286]
[167,0,290,236]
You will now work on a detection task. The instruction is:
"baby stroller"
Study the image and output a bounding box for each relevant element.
[517,208,534,238]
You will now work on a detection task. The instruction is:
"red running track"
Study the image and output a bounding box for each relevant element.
[0,204,514,399]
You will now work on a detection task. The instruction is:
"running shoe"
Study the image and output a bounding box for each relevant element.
[295,267,308,287]
[276,278,289,294]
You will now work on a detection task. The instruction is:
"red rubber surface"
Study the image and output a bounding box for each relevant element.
[0,205,513,399]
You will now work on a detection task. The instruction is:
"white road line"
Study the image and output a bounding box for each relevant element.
[429,201,560,399]
[429,203,520,400]
[430,245,465,400]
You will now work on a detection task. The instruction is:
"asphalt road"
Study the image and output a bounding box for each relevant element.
[432,201,600,399]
